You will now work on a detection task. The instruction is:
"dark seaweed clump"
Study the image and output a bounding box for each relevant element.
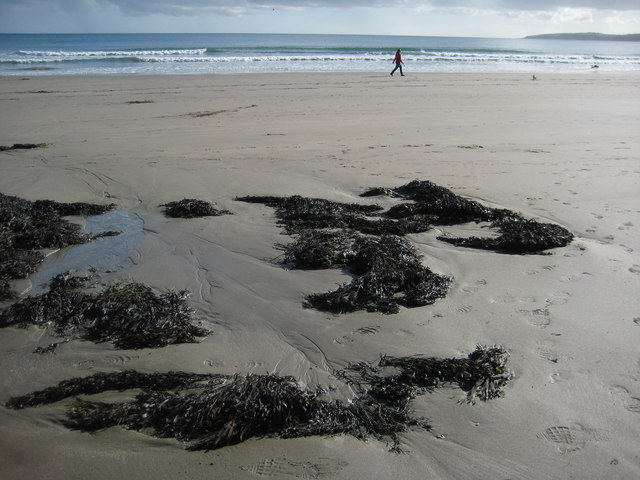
[0,274,209,349]
[5,346,509,451]
[0,143,47,152]
[6,370,226,409]
[0,193,115,300]
[362,180,574,253]
[237,180,572,313]
[438,214,575,254]
[373,179,507,225]
[282,231,451,314]
[237,194,431,236]
[237,193,452,314]
[6,371,411,451]
[362,345,511,403]
[160,199,231,218]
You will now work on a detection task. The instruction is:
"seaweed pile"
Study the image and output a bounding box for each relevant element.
[0,192,115,300]
[282,231,451,314]
[237,195,431,235]
[5,346,509,451]
[239,182,573,254]
[5,371,411,451]
[438,214,575,254]
[237,194,451,314]
[6,370,226,409]
[342,345,512,404]
[237,180,572,313]
[0,143,47,152]
[160,199,231,218]
[0,274,209,349]
[362,180,574,253]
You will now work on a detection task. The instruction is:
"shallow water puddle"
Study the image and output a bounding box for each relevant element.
[26,209,143,295]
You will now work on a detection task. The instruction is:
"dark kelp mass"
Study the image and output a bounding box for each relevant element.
[0,192,115,299]
[282,232,451,314]
[362,180,574,253]
[438,214,575,254]
[6,370,227,410]
[160,199,231,218]
[238,180,572,313]
[237,192,452,313]
[0,274,209,349]
[236,194,431,235]
[6,346,510,451]
[6,371,411,451]
[0,143,48,152]
[353,345,512,404]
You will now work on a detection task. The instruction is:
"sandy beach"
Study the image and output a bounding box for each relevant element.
[1,72,639,479]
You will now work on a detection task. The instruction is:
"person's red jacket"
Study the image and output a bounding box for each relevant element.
[394,51,403,63]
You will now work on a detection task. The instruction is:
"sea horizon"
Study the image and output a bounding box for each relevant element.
[1,32,639,76]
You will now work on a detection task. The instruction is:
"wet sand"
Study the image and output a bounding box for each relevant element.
[1,73,639,479]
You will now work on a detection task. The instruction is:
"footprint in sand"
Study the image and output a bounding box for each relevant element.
[610,386,640,414]
[102,354,140,365]
[73,359,95,370]
[539,424,609,453]
[617,222,634,231]
[393,328,415,337]
[536,341,559,363]
[491,293,517,304]
[240,457,347,478]
[563,244,587,257]
[560,272,592,283]
[518,308,551,328]
[353,326,380,335]
[545,291,571,307]
[549,370,571,383]
[204,359,225,368]
[629,265,640,275]
[490,293,537,305]
[526,265,557,275]
[334,335,354,345]
[461,279,487,293]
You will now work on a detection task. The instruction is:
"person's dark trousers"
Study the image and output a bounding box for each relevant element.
[391,62,403,76]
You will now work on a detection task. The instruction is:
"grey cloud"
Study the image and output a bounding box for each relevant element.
[422,1,640,10]
[2,0,639,17]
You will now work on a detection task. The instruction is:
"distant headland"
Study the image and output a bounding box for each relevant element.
[525,32,640,42]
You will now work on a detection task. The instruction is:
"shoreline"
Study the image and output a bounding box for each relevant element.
[1,72,639,479]
[4,70,640,78]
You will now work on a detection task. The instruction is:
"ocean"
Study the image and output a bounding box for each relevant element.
[1,33,639,76]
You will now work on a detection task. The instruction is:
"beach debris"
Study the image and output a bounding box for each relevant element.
[32,339,70,355]
[6,346,510,451]
[362,180,573,253]
[160,199,231,218]
[6,370,227,410]
[0,192,115,300]
[237,194,431,235]
[0,273,210,349]
[5,371,412,451]
[32,199,115,217]
[0,248,44,299]
[238,180,571,313]
[349,345,513,403]
[362,179,507,224]
[438,214,575,254]
[0,143,49,152]
[282,232,451,314]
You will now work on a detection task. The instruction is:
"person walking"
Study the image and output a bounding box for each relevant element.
[390,49,404,76]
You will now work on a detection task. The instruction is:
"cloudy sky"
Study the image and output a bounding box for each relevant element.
[1,1,639,37]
